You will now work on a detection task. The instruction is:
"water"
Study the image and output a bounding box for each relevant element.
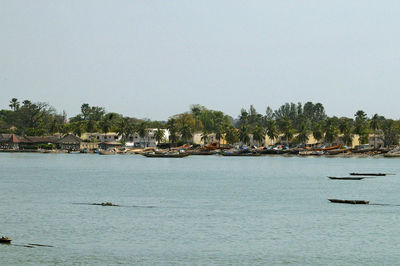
[1,153,400,265]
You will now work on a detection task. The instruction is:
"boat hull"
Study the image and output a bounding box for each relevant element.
[328,199,369,204]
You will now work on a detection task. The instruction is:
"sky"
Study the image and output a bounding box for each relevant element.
[1,1,400,121]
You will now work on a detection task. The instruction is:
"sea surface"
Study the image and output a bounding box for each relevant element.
[1,153,400,265]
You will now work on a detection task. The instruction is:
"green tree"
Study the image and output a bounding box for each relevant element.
[239,125,250,145]
[265,120,278,145]
[155,127,165,145]
[9,98,20,111]
[252,125,265,146]
[224,126,238,145]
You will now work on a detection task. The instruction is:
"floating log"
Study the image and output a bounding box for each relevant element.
[328,199,369,204]
[349,173,387,176]
[328,176,365,180]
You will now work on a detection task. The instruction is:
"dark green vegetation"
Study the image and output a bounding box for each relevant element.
[1,99,400,147]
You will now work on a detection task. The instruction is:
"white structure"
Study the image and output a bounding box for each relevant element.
[126,128,170,147]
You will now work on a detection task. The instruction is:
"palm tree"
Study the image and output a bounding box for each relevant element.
[214,125,223,147]
[324,118,339,144]
[9,98,20,111]
[116,117,132,141]
[382,119,400,147]
[155,127,164,146]
[297,122,309,145]
[281,117,294,146]
[136,122,148,147]
[239,125,250,145]
[370,114,381,148]
[265,120,278,145]
[201,130,209,144]
[312,122,324,143]
[224,126,238,145]
[252,125,265,146]
[180,124,193,143]
[167,118,178,146]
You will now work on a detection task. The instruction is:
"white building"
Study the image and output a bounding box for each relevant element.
[126,128,170,147]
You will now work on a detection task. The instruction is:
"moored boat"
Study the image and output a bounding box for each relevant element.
[328,199,369,204]
[327,176,365,180]
[349,173,387,176]
[98,150,116,155]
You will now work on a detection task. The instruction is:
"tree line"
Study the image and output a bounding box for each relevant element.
[1,98,399,147]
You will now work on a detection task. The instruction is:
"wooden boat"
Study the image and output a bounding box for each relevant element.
[349,173,387,176]
[313,145,341,151]
[189,150,216,155]
[384,153,400,158]
[221,152,261,156]
[142,152,189,158]
[98,150,116,155]
[328,199,369,204]
[0,236,11,244]
[327,176,365,180]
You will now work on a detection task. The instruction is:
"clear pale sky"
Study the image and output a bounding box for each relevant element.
[1,1,399,120]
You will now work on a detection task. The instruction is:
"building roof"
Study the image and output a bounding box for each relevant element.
[57,134,82,144]
[0,134,30,143]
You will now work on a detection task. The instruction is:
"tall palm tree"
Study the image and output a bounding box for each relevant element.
[136,122,148,147]
[239,125,250,145]
[297,122,309,145]
[201,130,209,145]
[9,98,20,111]
[155,127,164,146]
[252,125,265,146]
[265,120,278,145]
[281,117,294,146]
[370,114,381,148]
[312,122,323,143]
[180,124,193,143]
[324,118,339,144]
[167,118,178,146]
[224,126,238,145]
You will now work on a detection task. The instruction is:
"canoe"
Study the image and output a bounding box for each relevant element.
[221,153,261,156]
[328,199,369,204]
[384,153,400,158]
[189,151,216,155]
[349,173,386,176]
[327,176,365,180]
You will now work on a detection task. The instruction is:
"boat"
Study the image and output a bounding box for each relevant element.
[349,173,387,176]
[0,236,11,244]
[142,152,189,158]
[189,150,216,155]
[328,199,369,204]
[98,150,116,155]
[384,153,400,158]
[328,176,365,180]
[221,151,261,156]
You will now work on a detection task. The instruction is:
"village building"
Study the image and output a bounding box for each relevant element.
[126,129,170,147]
[80,141,99,151]
[57,134,82,151]
[81,132,121,143]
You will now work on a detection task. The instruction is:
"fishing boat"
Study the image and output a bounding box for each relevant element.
[384,153,400,158]
[328,176,365,180]
[328,199,369,204]
[0,236,11,244]
[349,173,387,176]
[189,150,216,155]
[142,152,189,158]
[98,150,116,155]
